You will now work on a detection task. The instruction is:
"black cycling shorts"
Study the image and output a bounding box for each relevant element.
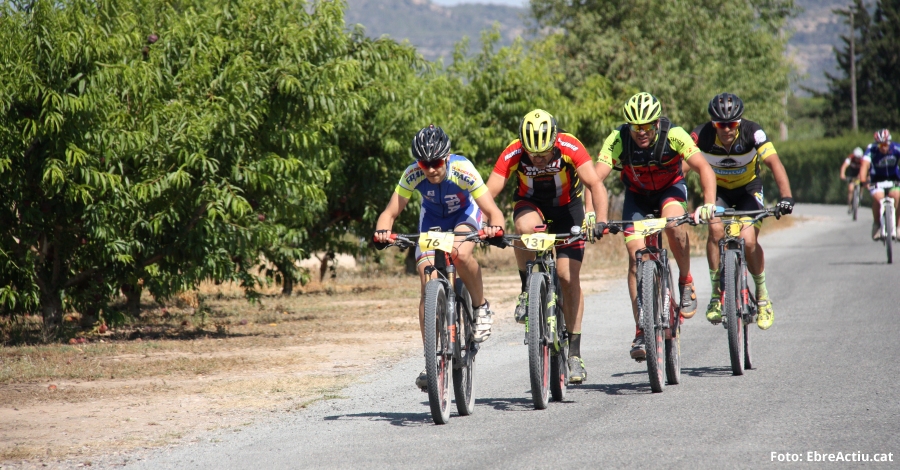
[716,179,766,212]
[845,167,860,179]
[513,200,585,262]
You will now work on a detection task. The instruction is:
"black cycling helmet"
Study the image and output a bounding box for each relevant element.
[411,125,451,162]
[708,92,744,122]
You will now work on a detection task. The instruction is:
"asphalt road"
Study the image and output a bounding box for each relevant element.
[116,204,900,469]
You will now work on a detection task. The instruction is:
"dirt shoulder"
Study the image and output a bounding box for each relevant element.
[0,215,793,468]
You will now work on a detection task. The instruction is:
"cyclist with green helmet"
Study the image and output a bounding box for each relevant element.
[594,92,717,361]
[487,109,609,383]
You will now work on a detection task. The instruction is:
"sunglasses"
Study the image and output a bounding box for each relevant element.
[628,123,656,133]
[417,158,446,170]
[713,120,741,130]
[527,149,554,159]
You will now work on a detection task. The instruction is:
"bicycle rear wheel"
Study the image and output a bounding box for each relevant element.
[424,280,451,424]
[549,283,568,402]
[452,283,476,416]
[527,273,550,409]
[664,270,681,385]
[723,250,744,376]
[852,186,860,221]
[639,261,665,393]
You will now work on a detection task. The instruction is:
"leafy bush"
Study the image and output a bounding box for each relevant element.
[761,134,872,204]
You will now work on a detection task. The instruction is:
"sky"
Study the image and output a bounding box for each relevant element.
[432,0,527,6]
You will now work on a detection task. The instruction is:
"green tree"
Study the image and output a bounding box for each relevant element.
[529,0,796,132]
[822,0,900,135]
[0,0,362,334]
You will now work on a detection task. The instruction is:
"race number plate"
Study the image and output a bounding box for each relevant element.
[726,222,742,238]
[419,231,456,253]
[520,233,556,251]
[633,218,667,236]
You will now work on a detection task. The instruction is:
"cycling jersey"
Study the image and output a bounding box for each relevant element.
[844,154,863,171]
[596,124,699,194]
[690,119,777,190]
[492,133,593,207]
[394,154,488,218]
[863,142,900,183]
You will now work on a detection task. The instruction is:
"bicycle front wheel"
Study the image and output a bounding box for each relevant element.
[424,280,451,424]
[639,261,665,393]
[452,282,476,416]
[527,273,550,409]
[723,250,744,376]
[549,283,568,402]
[884,206,895,264]
[664,271,681,385]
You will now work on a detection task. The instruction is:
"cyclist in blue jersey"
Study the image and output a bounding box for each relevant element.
[375,125,506,390]
[859,129,900,240]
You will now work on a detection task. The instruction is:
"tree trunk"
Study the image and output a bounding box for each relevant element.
[122,283,142,317]
[40,289,64,341]
[281,275,294,296]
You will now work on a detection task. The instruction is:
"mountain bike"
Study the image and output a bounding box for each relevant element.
[710,207,780,375]
[605,212,696,393]
[374,229,495,424]
[502,225,585,409]
[872,181,898,264]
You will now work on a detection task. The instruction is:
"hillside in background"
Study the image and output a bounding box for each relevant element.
[345,0,848,95]
[788,0,847,95]
[343,0,531,61]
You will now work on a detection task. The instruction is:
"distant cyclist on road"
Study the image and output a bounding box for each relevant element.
[374,125,506,390]
[593,92,717,361]
[486,109,609,383]
[840,147,864,212]
[690,93,794,330]
[859,129,900,240]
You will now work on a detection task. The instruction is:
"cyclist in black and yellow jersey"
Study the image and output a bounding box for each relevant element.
[690,93,794,330]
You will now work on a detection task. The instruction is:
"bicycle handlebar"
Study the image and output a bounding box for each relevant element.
[603,212,698,235]
[501,225,586,249]
[373,228,506,250]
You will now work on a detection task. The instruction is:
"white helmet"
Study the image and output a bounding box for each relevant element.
[853,147,863,158]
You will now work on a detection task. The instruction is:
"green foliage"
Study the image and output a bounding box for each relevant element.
[530,0,797,131]
[821,0,900,135]
[762,134,871,204]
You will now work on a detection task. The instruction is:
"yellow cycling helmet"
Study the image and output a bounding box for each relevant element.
[623,92,661,124]
[519,109,558,154]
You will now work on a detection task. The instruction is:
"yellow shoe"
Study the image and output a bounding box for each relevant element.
[706,299,722,324]
[757,299,774,330]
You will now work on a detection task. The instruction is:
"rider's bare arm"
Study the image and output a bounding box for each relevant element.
[473,192,506,238]
[684,151,717,205]
[374,193,410,242]
[486,171,507,199]
[762,154,793,199]
[577,162,609,222]
[839,160,849,180]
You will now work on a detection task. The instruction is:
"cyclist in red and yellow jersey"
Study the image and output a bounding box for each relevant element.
[487,109,609,383]
[593,92,717,361]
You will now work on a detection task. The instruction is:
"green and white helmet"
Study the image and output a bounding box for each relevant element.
[622,92,661,125]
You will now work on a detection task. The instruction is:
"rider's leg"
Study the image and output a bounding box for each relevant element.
[625,238,646,324]
[512,207,541,322]
[416,257,436,344]
[450,224,484,307]
[706,219,725,292]
[662,201,690,277]
[556,257,583,335]
[871,190,885,238]
[743,225,768,297]
[890,189,900,233]
[513,210,542,280]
